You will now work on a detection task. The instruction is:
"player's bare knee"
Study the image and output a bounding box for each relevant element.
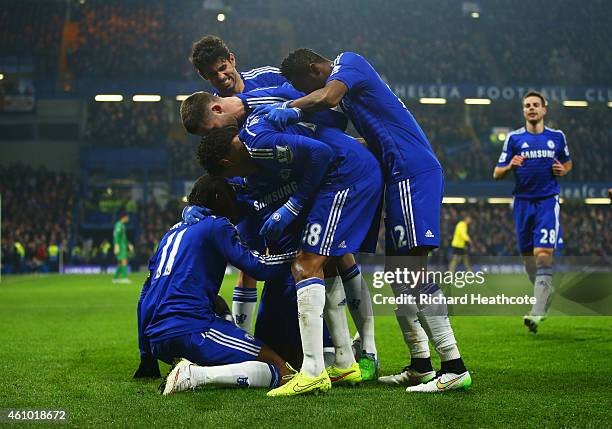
[291,259,305,282]
[322,257,341,278]
[291,253,325,282]
[291,258,317,282]
[534,248,553,266]
[408,245,433,257]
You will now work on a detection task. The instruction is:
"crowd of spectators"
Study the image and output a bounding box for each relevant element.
[412,102,612,182]
[1,161,609,275]
[438,203,612,259]
[3,0,611,273]
[441,204,516,257]
[0,165,76,273]
[0,163,186,274]
[0,1,65,78]
[133,200,181,267]
[2,0,611,85]
[85,101,171,147]
[82,98,612,182]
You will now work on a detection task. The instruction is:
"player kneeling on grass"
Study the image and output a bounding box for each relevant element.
[137,175,297,395]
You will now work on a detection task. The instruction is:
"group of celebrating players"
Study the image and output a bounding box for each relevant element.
[135,34,571,397]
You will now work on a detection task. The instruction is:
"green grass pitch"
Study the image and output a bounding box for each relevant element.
[1,273,610,428]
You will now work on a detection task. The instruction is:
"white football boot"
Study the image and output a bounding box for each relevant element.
[406,371,472,392]
[378,366,436,386]
[160,359,194,396]
[523,314,546,334]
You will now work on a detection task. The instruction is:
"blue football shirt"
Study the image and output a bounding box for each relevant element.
[238,112,378,209]
[497,126,571,199]
[139,217,293,343]
[212,66,287,96]
[327,52,441,183]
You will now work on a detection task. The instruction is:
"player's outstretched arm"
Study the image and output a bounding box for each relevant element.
[258,133,334,240]
[215,219,296,280]
[289,80,348,112]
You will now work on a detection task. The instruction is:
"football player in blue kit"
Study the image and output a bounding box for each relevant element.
[188,36,346,376]
[132,34,293,382]
[188,39,377,374]
[190,35,286,97]
[189,34,287,334]
[195,104,382,396]
[494,91,572,333]
[138,175,297,396]
[257,49,471,393]
[181,85,381,380]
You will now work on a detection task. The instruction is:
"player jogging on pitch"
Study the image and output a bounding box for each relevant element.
[257,49,471,393]
[493,91,572,333]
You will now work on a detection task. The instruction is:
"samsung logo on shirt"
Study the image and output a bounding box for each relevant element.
[253,182,298,211]
[520,150,555,159]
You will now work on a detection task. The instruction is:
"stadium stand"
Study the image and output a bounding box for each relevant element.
[0,165,76,273]
[1,0,610,274]
[81,100,611,182]
[2,161,609,275]
[2,0,611,84]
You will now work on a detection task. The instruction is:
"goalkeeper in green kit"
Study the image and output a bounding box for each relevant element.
[113,209,131,284]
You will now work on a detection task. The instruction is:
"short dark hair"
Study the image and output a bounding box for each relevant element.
[187,175,235,213]
[180,92,218,134]
[197,125,239,175]
[522,90,547,107]
[281,48,330,82]
[191,35,231,74]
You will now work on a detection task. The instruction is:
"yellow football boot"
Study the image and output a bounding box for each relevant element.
[266,369,331,397]
[326,362,362,386]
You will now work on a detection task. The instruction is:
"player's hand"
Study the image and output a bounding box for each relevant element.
[552,159,567,176]
[252,102,283,116]
[259,198,302,241]
[114,244,119,255]
[133,354,161,379]
[266,101,303,129]
[182,205,212,225]
[509,155,525,168]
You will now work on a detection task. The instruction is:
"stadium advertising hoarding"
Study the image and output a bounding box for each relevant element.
[0,78,35,112]
[74,79,612,103]
[390,83,612,102]
[437,181,611,199]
